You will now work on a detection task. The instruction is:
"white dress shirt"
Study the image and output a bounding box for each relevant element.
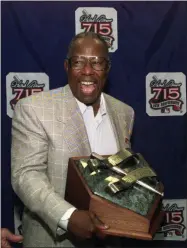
[58,94,118,231]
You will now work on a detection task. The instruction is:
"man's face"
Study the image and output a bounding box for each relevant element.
[64,37,110,106]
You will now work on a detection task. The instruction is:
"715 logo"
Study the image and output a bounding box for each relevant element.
[10,76,45,110]
[79,10,114,48]
[149,75,183,113]
[152,87,181,101]
[6,73,49,118]
[158,203,185,238]
[81,22,112,36]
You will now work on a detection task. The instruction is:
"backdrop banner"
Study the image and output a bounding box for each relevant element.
[2,1,187,247]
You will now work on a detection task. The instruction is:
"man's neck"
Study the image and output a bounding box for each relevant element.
[88,97,101,117]
[93,103,100,116]
[75,95,103,117]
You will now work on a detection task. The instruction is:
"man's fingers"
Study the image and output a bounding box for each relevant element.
[95,228,108,239]
[89,212,108,239]
[5,229,23,242]
[1,241,11,248]
[89,222,95,233]
[89,212,109,230]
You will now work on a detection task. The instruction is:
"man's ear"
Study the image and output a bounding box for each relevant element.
[106,62,111,73]
[64,59,68,73]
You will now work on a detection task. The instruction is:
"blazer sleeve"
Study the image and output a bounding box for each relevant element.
[11,99,74,237]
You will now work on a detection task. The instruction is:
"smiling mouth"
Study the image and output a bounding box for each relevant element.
[80,81,96,95]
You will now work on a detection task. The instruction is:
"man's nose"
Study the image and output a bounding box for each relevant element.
[82,61,94,75]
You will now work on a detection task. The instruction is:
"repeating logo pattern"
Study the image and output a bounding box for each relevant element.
[6,73,49,118]
[146,73,186,116]
[75,7,118,52]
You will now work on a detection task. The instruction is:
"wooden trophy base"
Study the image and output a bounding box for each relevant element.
[65,156,165,240]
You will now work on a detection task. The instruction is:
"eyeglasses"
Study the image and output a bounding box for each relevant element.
[67,56,110,71]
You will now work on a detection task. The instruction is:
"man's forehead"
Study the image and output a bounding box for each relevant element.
[71,38,108,56]
[76,36,102,45]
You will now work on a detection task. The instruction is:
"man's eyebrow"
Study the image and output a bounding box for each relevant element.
[70,55,108,58]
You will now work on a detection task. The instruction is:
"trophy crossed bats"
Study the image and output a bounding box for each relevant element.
[91,152,164,197]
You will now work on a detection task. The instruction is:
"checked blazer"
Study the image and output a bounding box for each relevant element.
[11,84,134,247]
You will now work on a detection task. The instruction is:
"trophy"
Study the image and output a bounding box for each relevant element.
[65,149,164,240]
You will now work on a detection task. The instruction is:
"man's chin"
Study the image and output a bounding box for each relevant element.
[79,96,98,106]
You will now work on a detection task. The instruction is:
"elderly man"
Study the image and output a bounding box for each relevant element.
[11,32,134,247]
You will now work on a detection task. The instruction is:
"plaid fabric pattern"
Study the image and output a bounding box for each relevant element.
[11,84,134,247]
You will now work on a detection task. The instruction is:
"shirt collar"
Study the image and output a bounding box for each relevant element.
[76,93,107,116]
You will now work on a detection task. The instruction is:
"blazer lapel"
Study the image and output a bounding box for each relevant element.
[104,95,129,150]
[58,85,91,156]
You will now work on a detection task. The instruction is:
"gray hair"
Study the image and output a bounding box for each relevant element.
[67,32,109,58]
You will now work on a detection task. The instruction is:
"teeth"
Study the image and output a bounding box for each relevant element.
[81,82,94,85]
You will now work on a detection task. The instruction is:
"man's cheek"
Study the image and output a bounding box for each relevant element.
[76,87,82,97]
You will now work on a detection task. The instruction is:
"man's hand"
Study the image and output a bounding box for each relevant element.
[67,210,109,239]
[1,228,23,248]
